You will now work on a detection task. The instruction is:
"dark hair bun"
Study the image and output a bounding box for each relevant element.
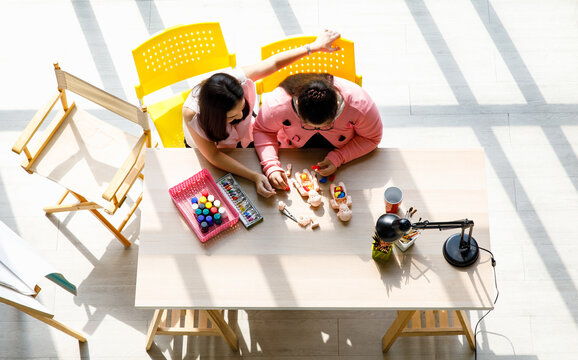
[305,87,329,101]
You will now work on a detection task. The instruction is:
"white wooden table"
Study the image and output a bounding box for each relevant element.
[135,148,494,351]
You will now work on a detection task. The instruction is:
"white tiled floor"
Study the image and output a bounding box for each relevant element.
[1,0,578,359]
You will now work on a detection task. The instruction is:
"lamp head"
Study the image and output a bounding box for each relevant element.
[375,213,411,242]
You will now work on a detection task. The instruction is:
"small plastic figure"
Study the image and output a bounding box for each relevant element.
[336,203,352,222]
[297,216,311,227]
[307,189,322,207]
[330,182,352,222]
[286,163,292,177]
[310,216,320,229]
[293,169,322,207]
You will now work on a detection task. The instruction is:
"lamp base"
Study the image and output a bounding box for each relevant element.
[443,233,479,267]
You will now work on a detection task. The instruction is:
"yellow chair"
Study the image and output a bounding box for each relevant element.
[12,63,151,247]
[255,36,362,96]
[132,22,236,148]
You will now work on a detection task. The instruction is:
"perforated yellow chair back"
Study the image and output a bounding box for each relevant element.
[132,22,236,147]
[255,36,362,95]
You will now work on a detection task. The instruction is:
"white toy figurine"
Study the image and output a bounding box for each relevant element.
[310,216,320,229]
[278,201,287,211]
[285,163,292,177]
[296,216,311,227]
[330,182,352,222]
[336,203,352,222]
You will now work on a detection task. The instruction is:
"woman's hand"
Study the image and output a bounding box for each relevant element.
[268,170,289,190]
[316,158,337,177]
[310,29,341,53]
[253,173,276,198]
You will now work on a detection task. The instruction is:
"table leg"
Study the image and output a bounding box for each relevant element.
[382,310,415,352]
[145,309,164,351]
[455,310,475,350]
[205,309,239,351]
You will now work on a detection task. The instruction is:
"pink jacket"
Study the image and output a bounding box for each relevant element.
[254,77,382,177]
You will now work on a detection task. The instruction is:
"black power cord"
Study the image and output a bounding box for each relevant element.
[473,246,499,360]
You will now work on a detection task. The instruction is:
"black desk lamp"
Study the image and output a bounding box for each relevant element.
[375,213,479,267]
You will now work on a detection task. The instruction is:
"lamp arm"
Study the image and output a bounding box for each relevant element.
[411,219,474,232]
[407,219,479,267]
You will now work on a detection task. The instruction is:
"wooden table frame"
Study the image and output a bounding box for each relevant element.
[136,148,494,351]
[382,310,475,352]
[145,309,238,351]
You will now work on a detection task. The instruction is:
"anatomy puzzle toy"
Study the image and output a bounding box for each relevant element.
[330,182,352,221]
[292,169,322,207]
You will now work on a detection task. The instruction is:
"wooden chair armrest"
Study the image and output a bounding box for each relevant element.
[103,133,147,202]
[105,148,145,215]
[12,91,62,154]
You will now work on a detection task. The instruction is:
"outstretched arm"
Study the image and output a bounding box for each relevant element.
[241,29,341,82]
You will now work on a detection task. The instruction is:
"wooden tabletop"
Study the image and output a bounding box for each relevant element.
[135,148,494,310]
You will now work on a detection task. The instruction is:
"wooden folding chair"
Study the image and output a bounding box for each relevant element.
[145,309,238,351]
[12,63,151,247]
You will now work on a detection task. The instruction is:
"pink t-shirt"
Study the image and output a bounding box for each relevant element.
[253,77,382,177]
[183,68,257,148]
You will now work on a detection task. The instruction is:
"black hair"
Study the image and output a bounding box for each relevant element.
[279,73,338,125]
[197,73,246,142]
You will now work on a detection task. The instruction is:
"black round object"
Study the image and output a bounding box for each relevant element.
[375,213,411,242]
[442,233,479,267]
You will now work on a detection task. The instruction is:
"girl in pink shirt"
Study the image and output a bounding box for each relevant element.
[253,73,382,190]
[183,30,341,198]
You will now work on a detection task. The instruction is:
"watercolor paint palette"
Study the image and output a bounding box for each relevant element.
[217,173,263,228]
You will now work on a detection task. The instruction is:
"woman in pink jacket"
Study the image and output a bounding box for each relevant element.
[253,73,382,190]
